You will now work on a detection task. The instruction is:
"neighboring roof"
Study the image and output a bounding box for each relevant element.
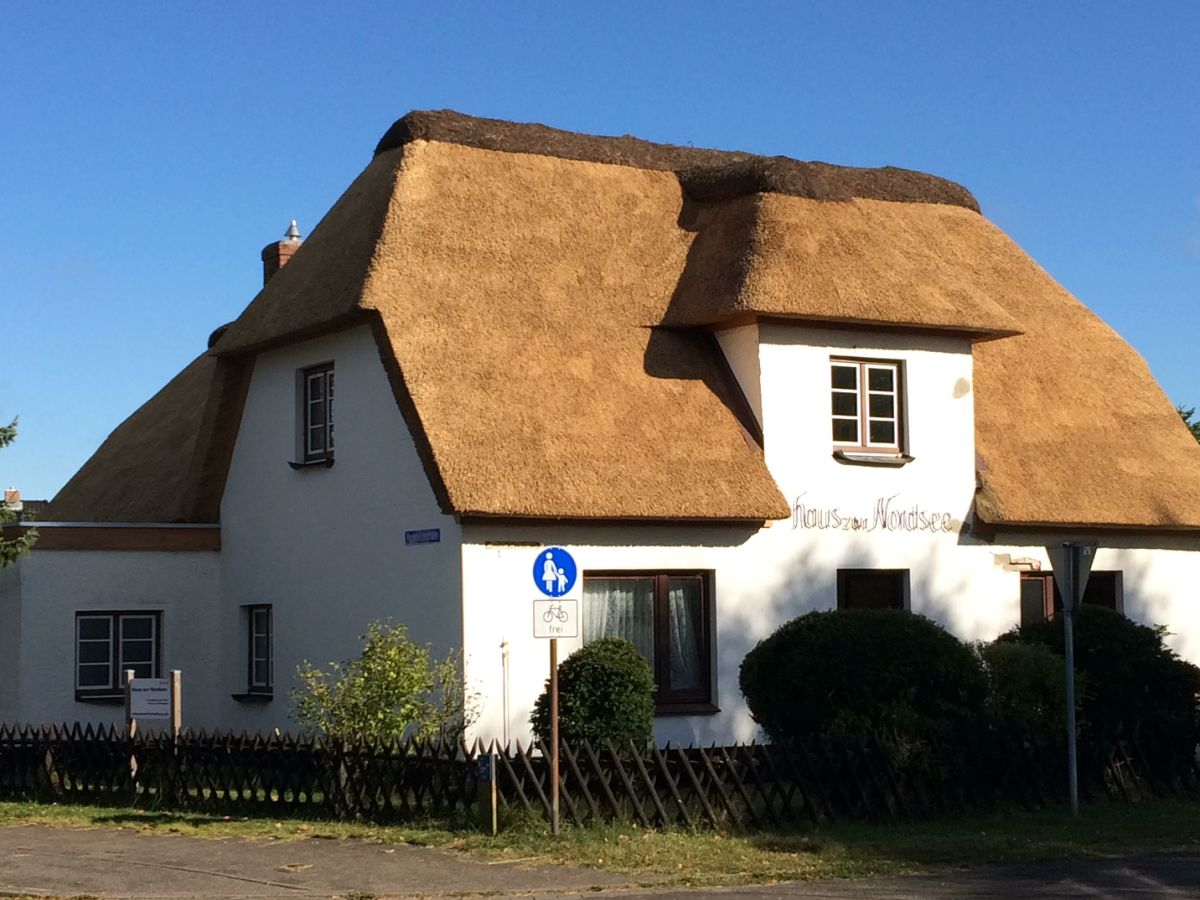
[49,110,1200,530]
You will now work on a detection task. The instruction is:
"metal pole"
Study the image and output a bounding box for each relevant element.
[550,637,560,836]
[1061,544,1079,816]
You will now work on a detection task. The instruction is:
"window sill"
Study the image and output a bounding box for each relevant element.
[231,691,274,703]
[75,693,125,705]
[288,456,334,470]
[832,450,914,467]
[655,702,720,718]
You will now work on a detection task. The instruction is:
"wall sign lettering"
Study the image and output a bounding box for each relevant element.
[791,493,957,534]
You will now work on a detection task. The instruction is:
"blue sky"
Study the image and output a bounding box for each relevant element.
[2,2,1197,500]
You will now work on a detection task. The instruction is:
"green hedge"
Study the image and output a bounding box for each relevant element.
[739,609,989,747]
[530,638,655,747]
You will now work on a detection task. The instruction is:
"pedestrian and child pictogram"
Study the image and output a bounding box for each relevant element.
[533,547,577,597]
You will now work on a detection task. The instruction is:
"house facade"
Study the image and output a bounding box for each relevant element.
[4,111,1200,745]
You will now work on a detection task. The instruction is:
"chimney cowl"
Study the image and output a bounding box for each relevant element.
[261,220,303,285]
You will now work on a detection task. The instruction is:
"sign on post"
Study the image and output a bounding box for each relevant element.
[129,678,172,719]
[1045,541,1097,817]
[531,546,579,839]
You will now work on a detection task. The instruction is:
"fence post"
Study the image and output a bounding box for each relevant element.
[476,752,498,835]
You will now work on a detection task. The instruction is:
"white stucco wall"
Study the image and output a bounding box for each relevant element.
[0,547,220,727]
[218,323,463,732]
[460,325,1200,748]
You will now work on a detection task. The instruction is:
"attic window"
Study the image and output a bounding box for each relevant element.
[295,362,334,467]
[831,359,903,454]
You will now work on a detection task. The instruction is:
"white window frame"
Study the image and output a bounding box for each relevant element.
[302,363,334,462]
[831,359,903,453]
[248,605,273,692]
[75,612,160,694]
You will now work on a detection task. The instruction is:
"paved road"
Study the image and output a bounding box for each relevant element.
[2,824,1199,899]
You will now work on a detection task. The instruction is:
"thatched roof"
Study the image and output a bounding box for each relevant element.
[49,110,1200,530]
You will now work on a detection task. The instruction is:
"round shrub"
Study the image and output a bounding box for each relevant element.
[979,640,1068,732]
[530,638,655,747]
[739,609,989,745]
[1002,606,1200,744]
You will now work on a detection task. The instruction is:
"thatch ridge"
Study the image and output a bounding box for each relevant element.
[375,109,979,211]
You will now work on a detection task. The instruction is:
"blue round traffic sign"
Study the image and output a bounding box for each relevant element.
[533,547,577,597]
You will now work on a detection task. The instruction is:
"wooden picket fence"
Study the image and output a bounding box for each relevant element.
[1,722,1196,830]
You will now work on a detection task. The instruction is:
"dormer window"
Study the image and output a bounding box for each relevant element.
[831,359,903,453]
[299,362,334,465]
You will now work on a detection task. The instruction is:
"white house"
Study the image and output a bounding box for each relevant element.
[4,110,1200,746]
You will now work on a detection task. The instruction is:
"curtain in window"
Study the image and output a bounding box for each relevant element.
[584,577,655,667]
[668,578,703,692]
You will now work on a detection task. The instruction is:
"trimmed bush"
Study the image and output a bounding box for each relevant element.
[530,638,655,747]
[739,609,989,746]
[979,640,1068,732]
[1001,606,1200,744]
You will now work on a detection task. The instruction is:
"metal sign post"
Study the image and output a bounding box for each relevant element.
[531,546,580,838]
[1046,542,1096,817]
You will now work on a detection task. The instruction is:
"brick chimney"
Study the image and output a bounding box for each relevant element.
[261,220,303,285]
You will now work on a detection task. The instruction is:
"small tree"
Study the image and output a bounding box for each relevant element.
[1177,405,1200,442]
[1,418,37,567]
[291,620,474,743]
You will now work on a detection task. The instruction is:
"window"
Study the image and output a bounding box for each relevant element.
[301,362,334,463]
[837,569,910,610]
[831,359,903,452]
[247,605,273,693]
[75,612,160,697]
[1019,571,1125,626]
[583,571,713,712]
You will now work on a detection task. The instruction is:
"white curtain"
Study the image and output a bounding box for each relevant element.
[667,579,702,692]
[584,577,655,667]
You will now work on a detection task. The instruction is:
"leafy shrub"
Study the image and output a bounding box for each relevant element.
[979,640,1068,732]
[292,620,475,742]
[739,609,989,747]
[1001,606,1200,745]
[531,638,655,747]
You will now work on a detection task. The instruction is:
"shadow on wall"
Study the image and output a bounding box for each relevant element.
[682,534,989,744]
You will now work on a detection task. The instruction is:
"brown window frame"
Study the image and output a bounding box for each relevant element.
[1019,571,1125,626]
[75,611,162,700]
[301,362,334,464]
[247,605,273,694]
[830,358,904,454]
[836,569,911,611]
[583,570,715,715]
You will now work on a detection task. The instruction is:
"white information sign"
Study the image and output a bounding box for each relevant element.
[129,678,172,719]
[533,599,579,639]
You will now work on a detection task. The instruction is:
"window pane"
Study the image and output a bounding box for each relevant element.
[78,642,111,664]
[869,421,896,445]
[253,661,270,686]
[307,374,324,401]
[832,419,859,443]
[667,578,704,692]
[253,636,269,658]
[868,367,894,391]
[831,392,858,416]
[77,664,112,688]
[1020,577,1049,627]
[868,394,895,418]
[122,640,153,665]
[308,402,326,427]
[78,618,111,641]
[840,570,906,610]
[583,577,655,668]
[128,661,153,678]
[831,365,857,390]
[121,617,153,640]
